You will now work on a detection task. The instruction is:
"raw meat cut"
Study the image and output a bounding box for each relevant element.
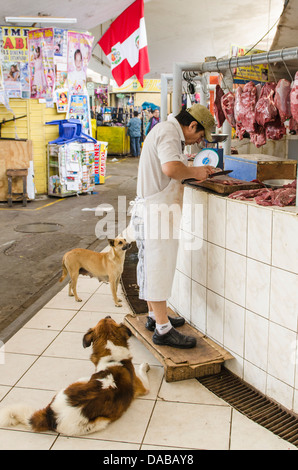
[228,180,296,207]
[290,72,298,121]
[265,115,286,140]
[259,82,276,98]
[236,122,246,140]
[289,116,298,133]
[214,85,225,127]
[234,87,242,122]
[238,81,257,133]
[250,125,266,147]
[221,92,236,127]
[255,89,277,127]
[274,79,291,122]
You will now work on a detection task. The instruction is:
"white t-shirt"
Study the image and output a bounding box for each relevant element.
[137,115,186,198]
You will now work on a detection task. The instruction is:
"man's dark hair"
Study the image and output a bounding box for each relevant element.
[133,110,139,117]
[175,109,204,132]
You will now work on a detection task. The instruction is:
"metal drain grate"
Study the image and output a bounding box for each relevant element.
[198,368,298,447]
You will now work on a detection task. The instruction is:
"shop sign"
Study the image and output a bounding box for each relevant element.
[112,78,161,93]
[231,45,269,83]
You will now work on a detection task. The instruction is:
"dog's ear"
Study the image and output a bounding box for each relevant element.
[108,239,115,247]
[83,328,94,348]
[120,323,132,339]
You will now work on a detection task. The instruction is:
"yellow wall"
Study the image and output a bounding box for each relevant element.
[0,99,66,194]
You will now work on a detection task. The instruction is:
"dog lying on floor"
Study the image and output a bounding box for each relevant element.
[0,316,150,436]
[59,237,131,307]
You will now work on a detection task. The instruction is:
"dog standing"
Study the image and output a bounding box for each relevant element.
[59,238,131,307]
[0,317,150,436]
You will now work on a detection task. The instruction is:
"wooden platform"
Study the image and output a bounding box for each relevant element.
[124,309,233,382]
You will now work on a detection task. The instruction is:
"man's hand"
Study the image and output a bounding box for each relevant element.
[162,161,216,182]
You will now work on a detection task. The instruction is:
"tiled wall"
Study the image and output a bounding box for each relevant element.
[168,187,298,414]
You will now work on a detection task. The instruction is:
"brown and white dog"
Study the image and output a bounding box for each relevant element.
[59,238,131,307]
[0,317,150,436]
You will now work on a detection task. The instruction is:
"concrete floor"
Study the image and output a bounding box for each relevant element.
[0,156,139,341]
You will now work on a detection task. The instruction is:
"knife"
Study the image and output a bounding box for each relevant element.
[182,170,233,185]
[208,170,233,178]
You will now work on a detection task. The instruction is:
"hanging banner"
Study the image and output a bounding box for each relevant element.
[0,26,34,98]
[67,93,91,135]
[67,31,94,94]
[28,28,55,101]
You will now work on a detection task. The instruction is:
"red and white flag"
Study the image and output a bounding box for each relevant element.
[98,0,150,87]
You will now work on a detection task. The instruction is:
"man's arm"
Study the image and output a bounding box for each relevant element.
[162,161,215,181]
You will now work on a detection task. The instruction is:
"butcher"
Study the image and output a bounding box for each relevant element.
[131,104,216,349]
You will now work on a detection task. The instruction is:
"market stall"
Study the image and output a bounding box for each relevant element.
[0,24,106,199]
[167,48,298,414]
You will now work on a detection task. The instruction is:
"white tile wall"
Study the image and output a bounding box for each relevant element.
[272,211,298,274]
[226,200,247,255]
[207,195,226,247]
[225,251,246,307]
[170,189,298,413]
[247,205,272,264]
[246,258,271,319]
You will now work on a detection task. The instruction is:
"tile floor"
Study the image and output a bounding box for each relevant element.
[0,277,296,451]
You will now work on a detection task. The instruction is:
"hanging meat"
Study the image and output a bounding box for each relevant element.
[250,125,266,148]
[255,89,277,127]
[221,92,236,127]
[265,115,286,140]
[214,85,225,127]
[237,81,257,134]
[274,79,291,122]
[290,71,298,121]
[259,82,276,98]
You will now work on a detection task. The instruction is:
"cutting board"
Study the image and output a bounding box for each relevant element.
[183,176,263,194]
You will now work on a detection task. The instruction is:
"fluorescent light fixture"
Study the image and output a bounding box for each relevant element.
[5,16,77,25]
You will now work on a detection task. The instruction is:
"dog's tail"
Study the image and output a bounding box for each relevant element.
[59,257,68,283]
[0,403,54,433]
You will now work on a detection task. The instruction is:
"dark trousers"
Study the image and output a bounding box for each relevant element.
[130,137,141,157]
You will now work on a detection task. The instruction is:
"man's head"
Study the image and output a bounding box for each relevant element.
[176,104,215,145]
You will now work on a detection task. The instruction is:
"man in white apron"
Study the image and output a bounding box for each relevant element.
[132,104,216,348]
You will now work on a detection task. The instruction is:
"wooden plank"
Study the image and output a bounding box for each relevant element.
[183,178,263,194]
[125,310,233,382]
[0,140,32,201]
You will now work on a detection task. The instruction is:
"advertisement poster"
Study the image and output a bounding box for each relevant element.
[28,28,55,100]
[0,26,34,98]
[231,45,269,83]
[67,31,93,94]
[67,93,91,134]
[56,89,68,113]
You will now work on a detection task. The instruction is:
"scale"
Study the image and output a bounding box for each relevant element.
[193,134,228,169]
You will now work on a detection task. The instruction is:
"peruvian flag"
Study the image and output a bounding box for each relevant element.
[98,0,150,87]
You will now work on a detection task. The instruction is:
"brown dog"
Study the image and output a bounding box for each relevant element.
[59,238,131,307]
[0,316,150,436]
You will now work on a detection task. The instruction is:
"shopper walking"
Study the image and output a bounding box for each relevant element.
[127,111,142,157]
[145,108,160,136]
[131,104,216,349]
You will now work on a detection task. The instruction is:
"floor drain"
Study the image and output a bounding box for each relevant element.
[14,223,62,233]
[198,368,298,447]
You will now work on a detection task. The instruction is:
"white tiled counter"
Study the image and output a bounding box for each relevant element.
[168,186,298,414]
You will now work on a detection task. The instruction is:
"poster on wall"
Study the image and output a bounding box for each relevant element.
[67,93,91,135]
[28,28,55,101]
[56,89,68,113]
[67,31,94,94]
[0,27,34,98]
[230,45,269,83]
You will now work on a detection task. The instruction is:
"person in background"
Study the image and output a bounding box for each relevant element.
[145,108,160,136]
[127,110,142,157]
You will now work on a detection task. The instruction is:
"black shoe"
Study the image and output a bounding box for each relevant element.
[145,316,185,332]
[152,327,196,349]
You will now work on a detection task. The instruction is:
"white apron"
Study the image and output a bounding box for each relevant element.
[131,151,187,301]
